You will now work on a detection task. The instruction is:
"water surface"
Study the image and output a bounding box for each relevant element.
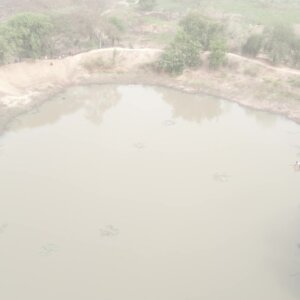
[0,85,300,300]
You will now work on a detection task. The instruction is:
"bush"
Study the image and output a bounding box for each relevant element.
[0,13,53,61]
[291,38,300,68]
[103,16,126,46]
[180,12,223,51]
[242,34,263,57]
[173,30,202,67]
[156,47,185,74]
[156,30,201,74]
[209,38,227,69]
[156,12,226,74]
[263,24,295,64]
[0,29,11,64]
[82,57,105,72]
[139,0,156,11]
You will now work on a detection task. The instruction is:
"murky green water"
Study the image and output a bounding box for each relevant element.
[0,85,300,300]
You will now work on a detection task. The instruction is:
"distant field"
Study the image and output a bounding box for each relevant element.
[156,0,300,25]
[211,0,300,25]
[155,0,190,11]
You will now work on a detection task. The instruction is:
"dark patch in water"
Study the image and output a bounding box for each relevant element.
[133,142,145,150]
[39,243,59,256]
[100,225,119,237]
[213,172,230,183]
[0,223,8,234]
[162,119,176,126]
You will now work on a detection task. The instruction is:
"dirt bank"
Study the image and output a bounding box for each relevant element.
[0,47,300,133]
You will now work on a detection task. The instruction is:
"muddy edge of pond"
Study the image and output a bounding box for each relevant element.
[0,48,300,134]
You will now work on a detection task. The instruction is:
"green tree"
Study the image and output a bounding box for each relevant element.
[157,30,201,74]
[0,26,10,64]
[0,37,8,64]
[156,11,226,74]
[103,17,126,46]
[139,0,156,11]
[291,38,300,68]
[263,24,295,64]
[209,38,227,69]
[157,47,185,74]
[173,30,201,67]
[180,12,223,50]
[4,13,53,59]
[242,34,263,57]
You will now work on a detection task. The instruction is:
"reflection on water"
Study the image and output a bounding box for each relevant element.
[245,109,277,128]
[8,85,120,131]
[0,85,300,300]
[159,87,223,123]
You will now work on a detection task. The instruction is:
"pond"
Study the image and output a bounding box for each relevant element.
[0,85,300,300]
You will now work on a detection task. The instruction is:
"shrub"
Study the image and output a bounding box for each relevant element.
[156,47,185,74]
[0,13,53,61]
[263,24,295,64]
[180,12,223,51]
[139,0,156,11]
[291,38,300,68]
[82,57,105,72]
[156,12,226,74]
[209,38,227,69]
[156,30,201,74]
[243,66,259,77]
[0,29,11,64]
[104,16,126,46]
[242,34,263,57]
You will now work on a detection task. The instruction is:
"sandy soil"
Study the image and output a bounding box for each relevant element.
[0,48,161,101]
[0,47,300,133]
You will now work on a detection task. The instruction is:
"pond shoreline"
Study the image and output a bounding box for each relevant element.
[1,48,300,134]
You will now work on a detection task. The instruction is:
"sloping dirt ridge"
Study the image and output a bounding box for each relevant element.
[0,47,300,133]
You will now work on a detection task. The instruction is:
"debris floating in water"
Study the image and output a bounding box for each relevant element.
[0,223,8,234]
[133,142,145,150]
[213,173,230,183]
[162,119,176,127]
[99,225,119,237]
[39,243,59,256]
[294,161,300,171]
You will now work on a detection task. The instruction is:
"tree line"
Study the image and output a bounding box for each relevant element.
[0,0,157,65]
[1,6,300,72]
[0,13,53,63]
[156,12,300,74]
[242,24,300,67]
[0,0,160,65]
[0,12,127,64]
